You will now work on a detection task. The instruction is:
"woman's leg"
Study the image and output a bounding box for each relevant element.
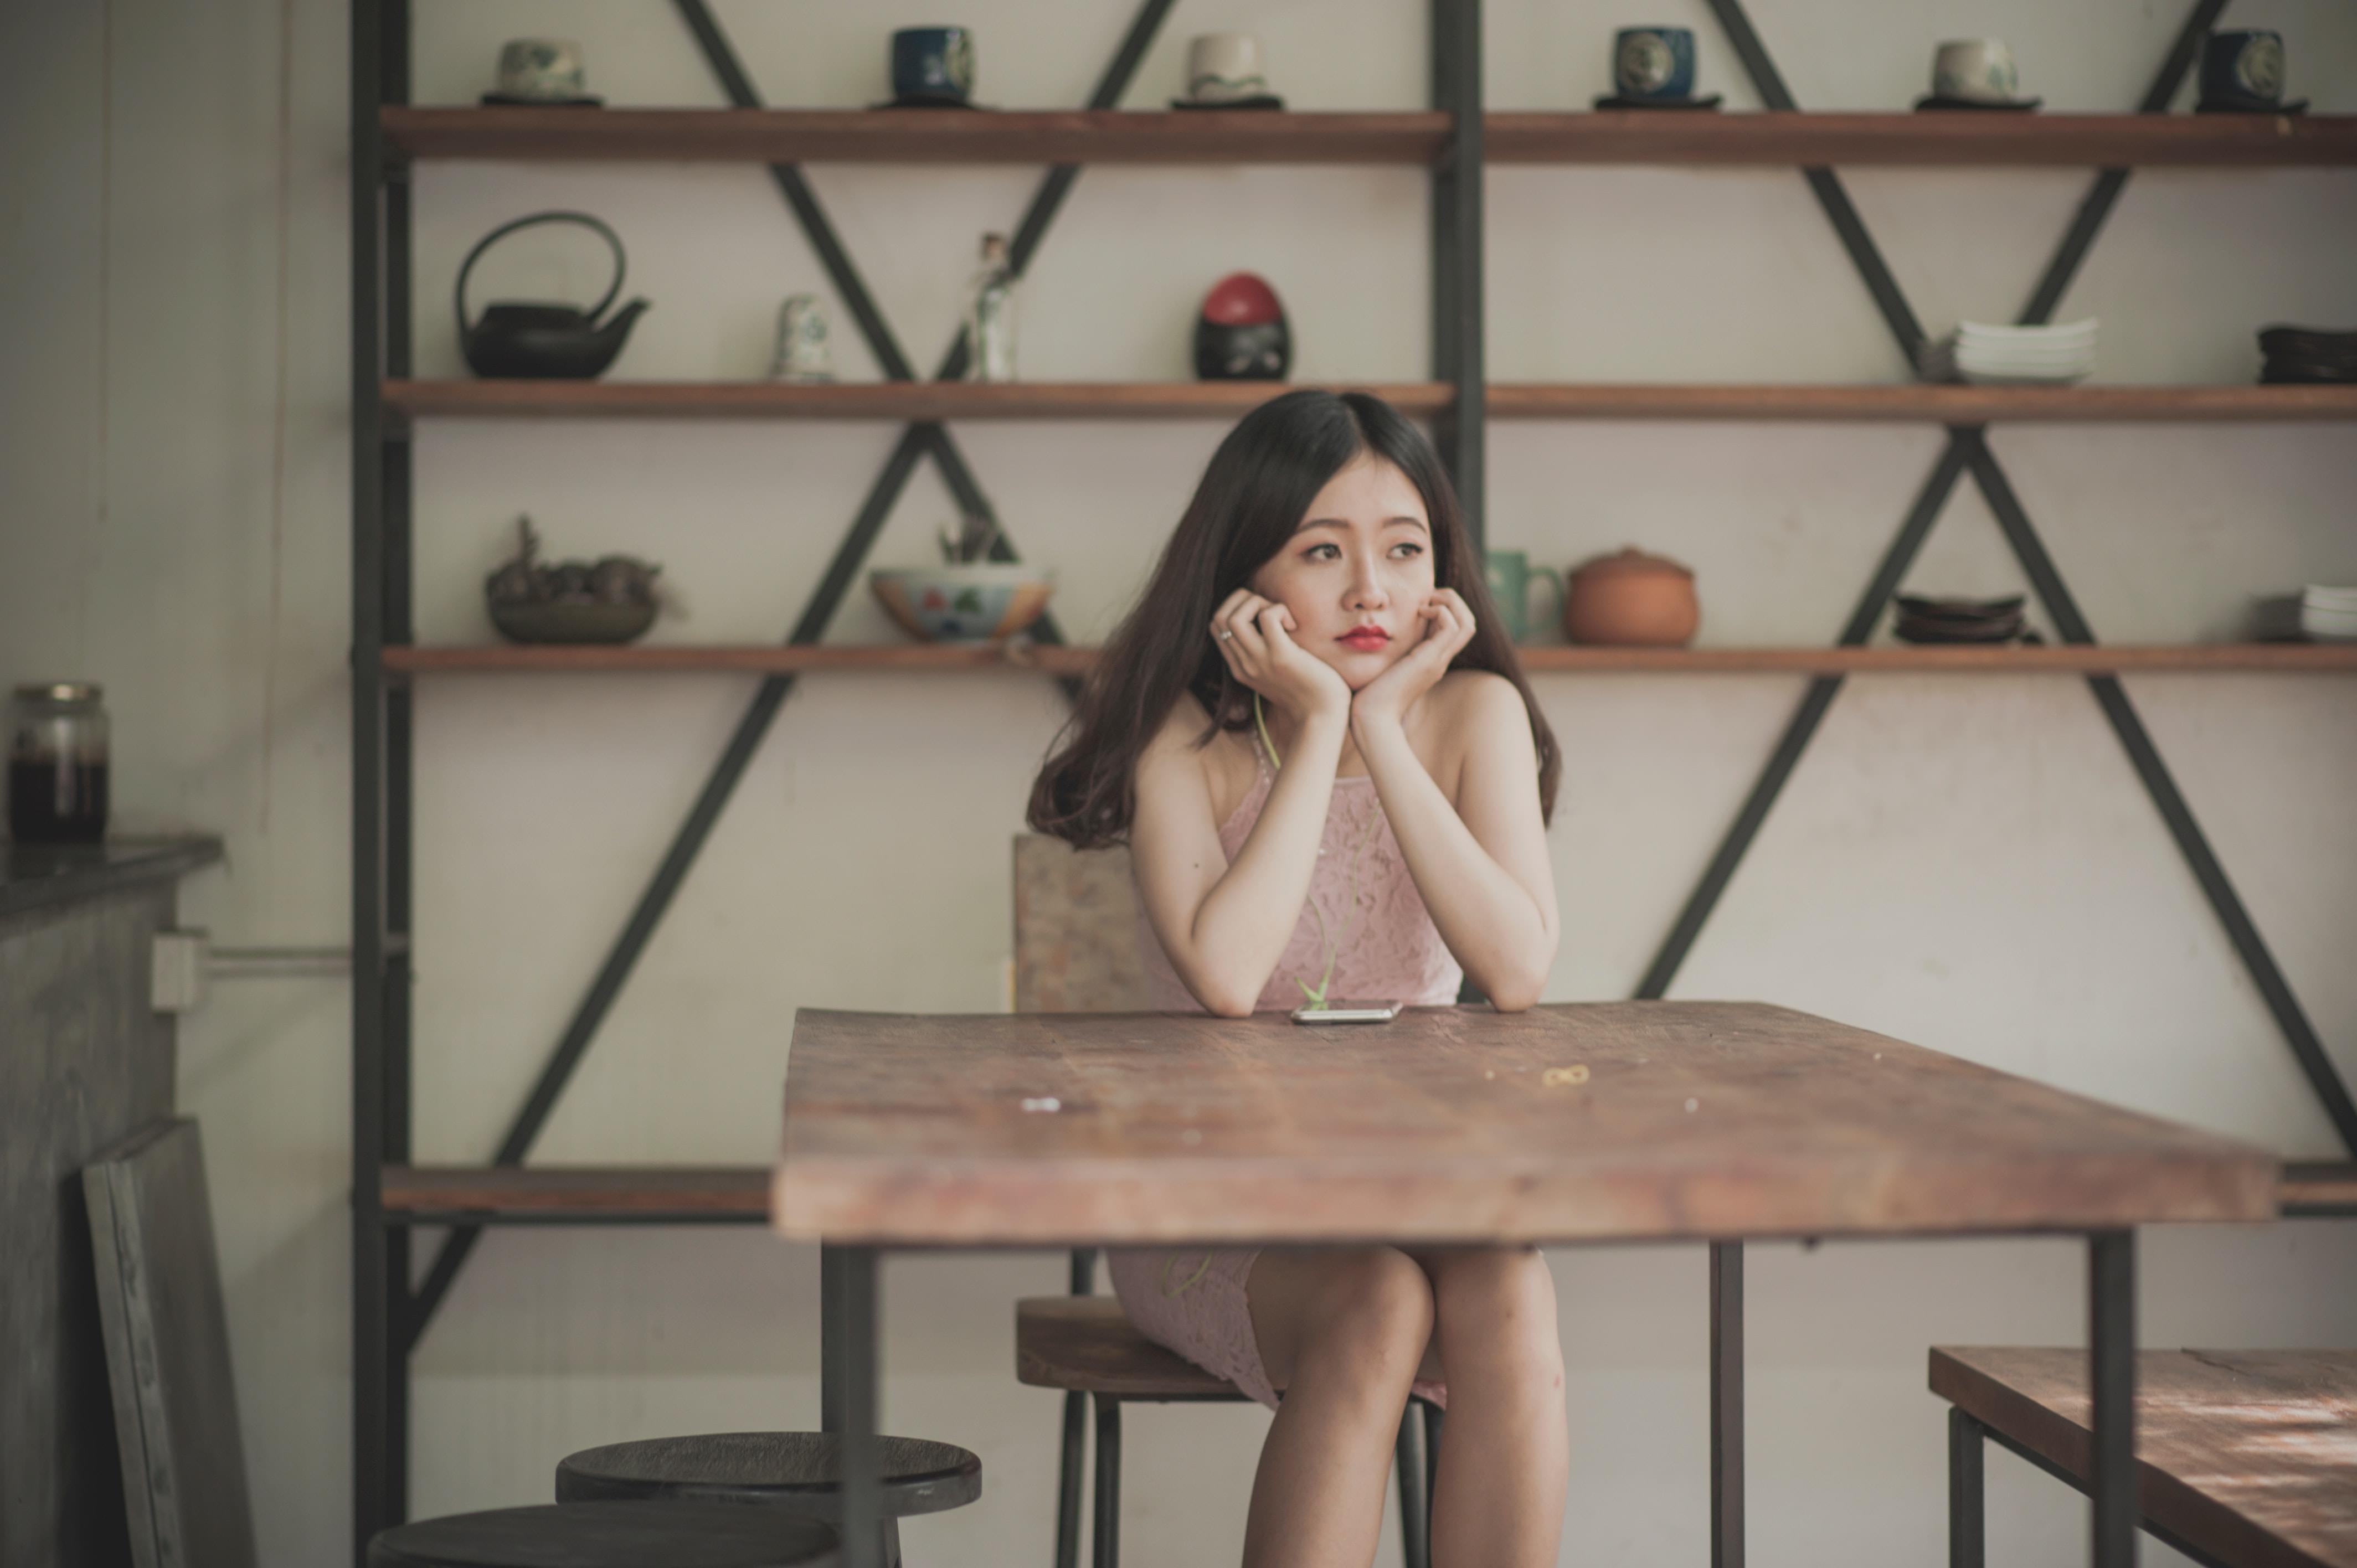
[1243,1246,1434,1568]
[1410,1247,1568,1568]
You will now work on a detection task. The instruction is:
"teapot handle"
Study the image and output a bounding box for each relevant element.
[454,210,627,334]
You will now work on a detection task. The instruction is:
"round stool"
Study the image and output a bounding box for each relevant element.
[555,1432,981,1568]
[367,1500,837,1567]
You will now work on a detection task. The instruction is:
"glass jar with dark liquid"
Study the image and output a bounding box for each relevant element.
[8,682,110,844]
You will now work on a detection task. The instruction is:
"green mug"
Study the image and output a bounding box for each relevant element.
[1483,550,1565,645]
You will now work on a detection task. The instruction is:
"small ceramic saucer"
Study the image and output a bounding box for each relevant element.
[481,93,604,107]
[1913,95,2041,111]
[1591,94,1723,110]
[1171,95,1286,111]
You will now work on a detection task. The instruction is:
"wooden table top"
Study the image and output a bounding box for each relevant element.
[771,1003,2277,1246]
[1933,1347,2357,1568]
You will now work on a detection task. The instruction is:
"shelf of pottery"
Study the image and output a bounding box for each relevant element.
[410,23,2355,675]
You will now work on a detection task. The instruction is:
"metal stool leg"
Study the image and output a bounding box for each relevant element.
[1948,1407,1985,1568]
[1421,1400,1444,1551]
[1092,1396,1123,1568]
[1394,1404,1429,1568]
[1054,1390,1088,1568]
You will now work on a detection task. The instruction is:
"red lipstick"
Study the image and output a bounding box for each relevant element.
[1339,626,1391,652]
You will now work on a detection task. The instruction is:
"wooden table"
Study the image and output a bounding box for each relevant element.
[774,1002,2278,1568]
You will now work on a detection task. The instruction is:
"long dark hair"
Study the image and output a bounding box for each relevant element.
[1028,389,1560,849]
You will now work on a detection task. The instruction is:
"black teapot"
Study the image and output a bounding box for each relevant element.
[456,210,649,379]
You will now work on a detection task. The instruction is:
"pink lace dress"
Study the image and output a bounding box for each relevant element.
[1109,756,1461,1409]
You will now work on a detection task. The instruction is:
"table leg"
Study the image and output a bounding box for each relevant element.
[2088,1231,2135,1568]
[1948,1407,1985,1568]
[1711,1240,1744,1568]
[822,1245,883,1568]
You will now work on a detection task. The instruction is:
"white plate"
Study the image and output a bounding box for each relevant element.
[1957,317,2099,341]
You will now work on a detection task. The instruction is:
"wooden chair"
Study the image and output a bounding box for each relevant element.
[367,1500,838,1567]
[1933,1345,2357,1568]
[554,1432,982,1568]
[1010,835,1439,1568]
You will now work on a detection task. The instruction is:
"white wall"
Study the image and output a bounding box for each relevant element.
[4,1,2353,1564]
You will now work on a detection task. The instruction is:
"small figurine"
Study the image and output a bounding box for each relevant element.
[1194,272,1290,381]
[966,233,1018,383]
[769,294,833,383]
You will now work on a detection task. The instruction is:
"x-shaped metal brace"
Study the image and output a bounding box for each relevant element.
[1649,0,2356,1158]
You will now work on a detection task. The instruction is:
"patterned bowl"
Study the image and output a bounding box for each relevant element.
[869,564,1054,644]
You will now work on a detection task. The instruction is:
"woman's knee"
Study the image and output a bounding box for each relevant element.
[1302,1246,1435,1377]
[1431,1247,1562,1374]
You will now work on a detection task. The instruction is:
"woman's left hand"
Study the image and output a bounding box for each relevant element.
[1350,588,1477,735]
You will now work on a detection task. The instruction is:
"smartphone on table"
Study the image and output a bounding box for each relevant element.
[1289,999,1404,1025]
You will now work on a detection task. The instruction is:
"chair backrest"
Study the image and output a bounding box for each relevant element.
[1012,834,1149,1013]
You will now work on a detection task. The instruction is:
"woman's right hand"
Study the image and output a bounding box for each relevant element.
[1208,589,1351,725]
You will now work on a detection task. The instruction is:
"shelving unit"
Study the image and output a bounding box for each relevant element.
[351,0,2355,1556]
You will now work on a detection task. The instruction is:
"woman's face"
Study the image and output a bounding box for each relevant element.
[1247,453,1438,689]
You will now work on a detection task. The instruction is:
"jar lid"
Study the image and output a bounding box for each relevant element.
[14,682,102,702]
[1569,546,1694,581]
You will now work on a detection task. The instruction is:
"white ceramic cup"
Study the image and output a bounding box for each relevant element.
[1186,33,1269,103]
[1931,39,2020,104]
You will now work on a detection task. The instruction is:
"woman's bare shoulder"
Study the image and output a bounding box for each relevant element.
[1139,692,1257,822]
[1422,668,1526,736]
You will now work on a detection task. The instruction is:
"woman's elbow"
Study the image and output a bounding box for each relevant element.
[1184,971,1259,1018]
[1477,954,1555,1013]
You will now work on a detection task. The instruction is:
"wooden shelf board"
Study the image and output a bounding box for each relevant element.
[383,643,2357,677]
[1485,383,2357,422]
[383,107,1450,165]
[1488,111,2357,167]
[382,107,2357,169]
[381,379,1453,427]
[383,380,2357,427]
[379,1164,770,1221]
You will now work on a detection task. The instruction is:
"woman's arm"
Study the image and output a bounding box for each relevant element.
[1352,603,1559,1010]
[1130,599,1353,1016]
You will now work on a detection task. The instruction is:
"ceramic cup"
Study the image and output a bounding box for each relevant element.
[770,295,832,383]
[1483,551,1565,646]
[1186,34,1271,104]
[891,27,975,105]
[2200,30,2287,109]
[1613,27,1697,101]
[1931,39,2021,105]
[491,38,592,103]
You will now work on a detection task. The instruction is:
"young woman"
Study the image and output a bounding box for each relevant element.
[1029,390,1567,1567]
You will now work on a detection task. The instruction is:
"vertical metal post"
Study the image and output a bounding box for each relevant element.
[1710,1241,1744,1568]
[348,0,390,1555]
[825,1246,881,1568]
[378,0,414,1522]
[1429,0,1484,543]
[2088,1232,2137,1568]
[1092,1395,1124,1568]
[1054,1391,1088,1568]
[1421,1402,1443,1526]
[1948,1407,1985,1568]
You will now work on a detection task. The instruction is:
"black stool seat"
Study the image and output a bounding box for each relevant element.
[367,1500,837,1567]
[555,1432,983,1519]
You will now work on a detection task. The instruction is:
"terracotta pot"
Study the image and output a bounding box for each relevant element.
[1563,547,1699,646]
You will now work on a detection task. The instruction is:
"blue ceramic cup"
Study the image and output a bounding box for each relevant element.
[1613,27,1696,101]
[891,27,975,105]
[2199,30,2286,109]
